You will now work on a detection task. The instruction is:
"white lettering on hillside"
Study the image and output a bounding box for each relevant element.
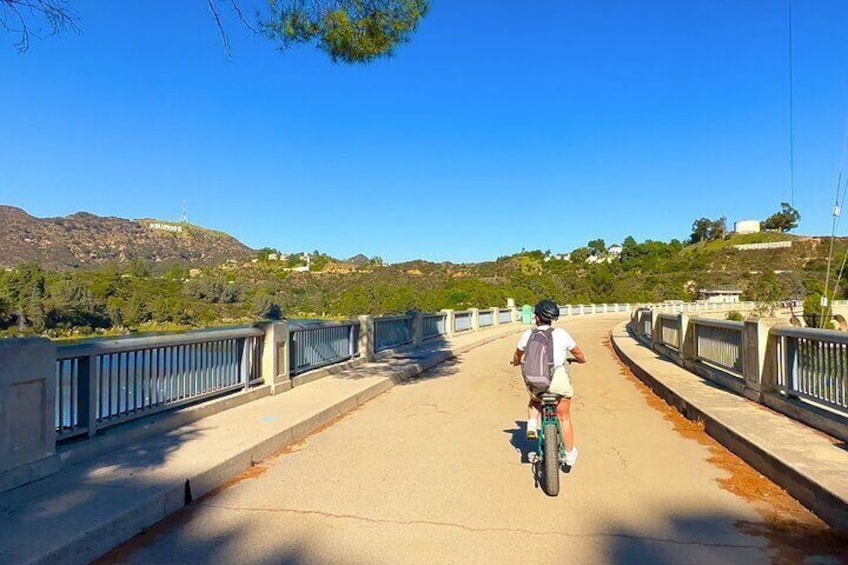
[148,223,184,233]
[733,241,792,251]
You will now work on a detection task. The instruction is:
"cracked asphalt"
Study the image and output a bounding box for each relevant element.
[97,316,833,564]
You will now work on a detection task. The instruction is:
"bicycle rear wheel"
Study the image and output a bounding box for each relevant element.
[542,422,560,496]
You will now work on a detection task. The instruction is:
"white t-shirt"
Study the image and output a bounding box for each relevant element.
[517,325,577,369]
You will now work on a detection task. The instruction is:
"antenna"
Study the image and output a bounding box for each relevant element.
[180,200,189,224]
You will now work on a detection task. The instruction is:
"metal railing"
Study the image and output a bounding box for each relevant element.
[773,326,848,416]
[289,321,359,376]
[454,310,473,332]
[692,318,744,376]
[55,327,263,441]
[498,309,512,324]
[374,315,414,352]
[479,310,494,328]
[657,313,680,350]
[423,313,447,340]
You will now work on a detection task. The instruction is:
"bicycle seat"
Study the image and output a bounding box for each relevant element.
[540,393,560,405]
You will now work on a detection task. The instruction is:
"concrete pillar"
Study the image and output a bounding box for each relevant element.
[492,307,500,327]
[592,304,598,315]
[651,310,663,349]
[441,310,455,338]
[1,338,60,493]
[410,311,424,346]
[678,314,695,361]
[260,320,290,394]
[510,307,519,324]
[742,318,780,402]
[358,315,376,362]
[469,308,480,331]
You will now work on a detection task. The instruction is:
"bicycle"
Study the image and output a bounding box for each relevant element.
[528,358,577,497]
[531,392,566,496]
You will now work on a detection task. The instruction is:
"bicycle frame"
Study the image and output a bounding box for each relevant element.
[536,397,564,460]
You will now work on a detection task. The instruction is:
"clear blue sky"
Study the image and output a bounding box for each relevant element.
[2,1,848,263]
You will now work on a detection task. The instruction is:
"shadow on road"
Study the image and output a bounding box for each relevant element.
[503,420,535,464]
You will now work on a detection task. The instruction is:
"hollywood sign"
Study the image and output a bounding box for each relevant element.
[148,222,184,233]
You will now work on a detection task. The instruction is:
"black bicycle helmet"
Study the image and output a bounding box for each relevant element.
[534,299,560,322]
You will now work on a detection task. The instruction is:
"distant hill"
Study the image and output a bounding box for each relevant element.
[0,206,255,270]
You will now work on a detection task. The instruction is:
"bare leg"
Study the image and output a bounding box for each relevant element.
[527,399,541,424]
[556,398,574,451]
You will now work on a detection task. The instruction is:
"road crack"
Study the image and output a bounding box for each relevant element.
[202,503,763,549]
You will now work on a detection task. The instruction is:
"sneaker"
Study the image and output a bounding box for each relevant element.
[564,447,579,467]
[526,419,538,440]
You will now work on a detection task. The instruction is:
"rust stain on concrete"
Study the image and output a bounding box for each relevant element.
[604,336,848,562]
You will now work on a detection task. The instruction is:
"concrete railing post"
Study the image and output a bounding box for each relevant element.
[260,320,290,394]
[78,354,98,438]
[470,308,480,331]
[411,311,424,346]
[651,311,663,349]
[491,307,500,326]
[743,318,779,403]
[441,309,455,338]
[510,307,519,324]
[678,314,695,361]
[1,338,60,493]
[358,315,376,362]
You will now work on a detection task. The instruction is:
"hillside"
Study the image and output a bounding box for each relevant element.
[0,206,254,269]
[3,207,848,338]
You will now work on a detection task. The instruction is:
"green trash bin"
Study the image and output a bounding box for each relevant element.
[521,304,533,325]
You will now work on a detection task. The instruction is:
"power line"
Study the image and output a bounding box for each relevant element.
[788,0,796,208]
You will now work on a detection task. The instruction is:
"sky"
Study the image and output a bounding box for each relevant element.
[2,1,848,264]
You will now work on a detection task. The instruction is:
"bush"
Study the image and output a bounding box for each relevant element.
[726,311,744,322]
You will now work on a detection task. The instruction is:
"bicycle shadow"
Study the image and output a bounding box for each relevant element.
[503,420,536,464]
[503,420,574,475]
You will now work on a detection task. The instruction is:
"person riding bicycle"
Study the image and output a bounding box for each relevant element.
[511,299,586,467]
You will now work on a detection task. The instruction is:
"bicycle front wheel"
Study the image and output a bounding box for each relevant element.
[542,422,560,496]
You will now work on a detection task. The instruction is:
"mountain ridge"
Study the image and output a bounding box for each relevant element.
[0,205,254,269]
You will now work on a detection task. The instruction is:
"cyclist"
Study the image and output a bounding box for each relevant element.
[511,299,586,467]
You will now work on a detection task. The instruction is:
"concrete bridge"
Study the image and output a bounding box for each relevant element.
[1,304,847,564]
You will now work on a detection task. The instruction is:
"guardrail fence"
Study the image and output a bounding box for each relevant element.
[56,328,263,441]
[629,308,848,443]
[692,319,744,376]
[773,326,848,416]
[17,298,767,457]
[289,321,359,376]
[374,315,414,352]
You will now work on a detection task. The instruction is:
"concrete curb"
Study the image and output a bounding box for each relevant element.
[29,326,525,565]
[610,322,848,530]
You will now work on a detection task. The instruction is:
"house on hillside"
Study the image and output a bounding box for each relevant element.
[698,287,742,303]
[608,245,623,257]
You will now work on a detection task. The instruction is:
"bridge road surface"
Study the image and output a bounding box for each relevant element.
[99,315,841,565]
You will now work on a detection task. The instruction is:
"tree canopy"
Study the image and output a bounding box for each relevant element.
[762,202,800,233]
[2,0,429,62]
[688,216,726,244]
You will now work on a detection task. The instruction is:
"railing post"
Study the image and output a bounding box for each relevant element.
[469,308,480,331]
[411,311,424,347]
[678,314,694,361]
[358,315,376,362]
[651,311,662,350]
[441,309,455,338]
[492,307,500,327]
[743,318,779,403]
[510,306,519,324]
[260,321,289,395]
[0,338,60,493]
[79,354,98,437]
